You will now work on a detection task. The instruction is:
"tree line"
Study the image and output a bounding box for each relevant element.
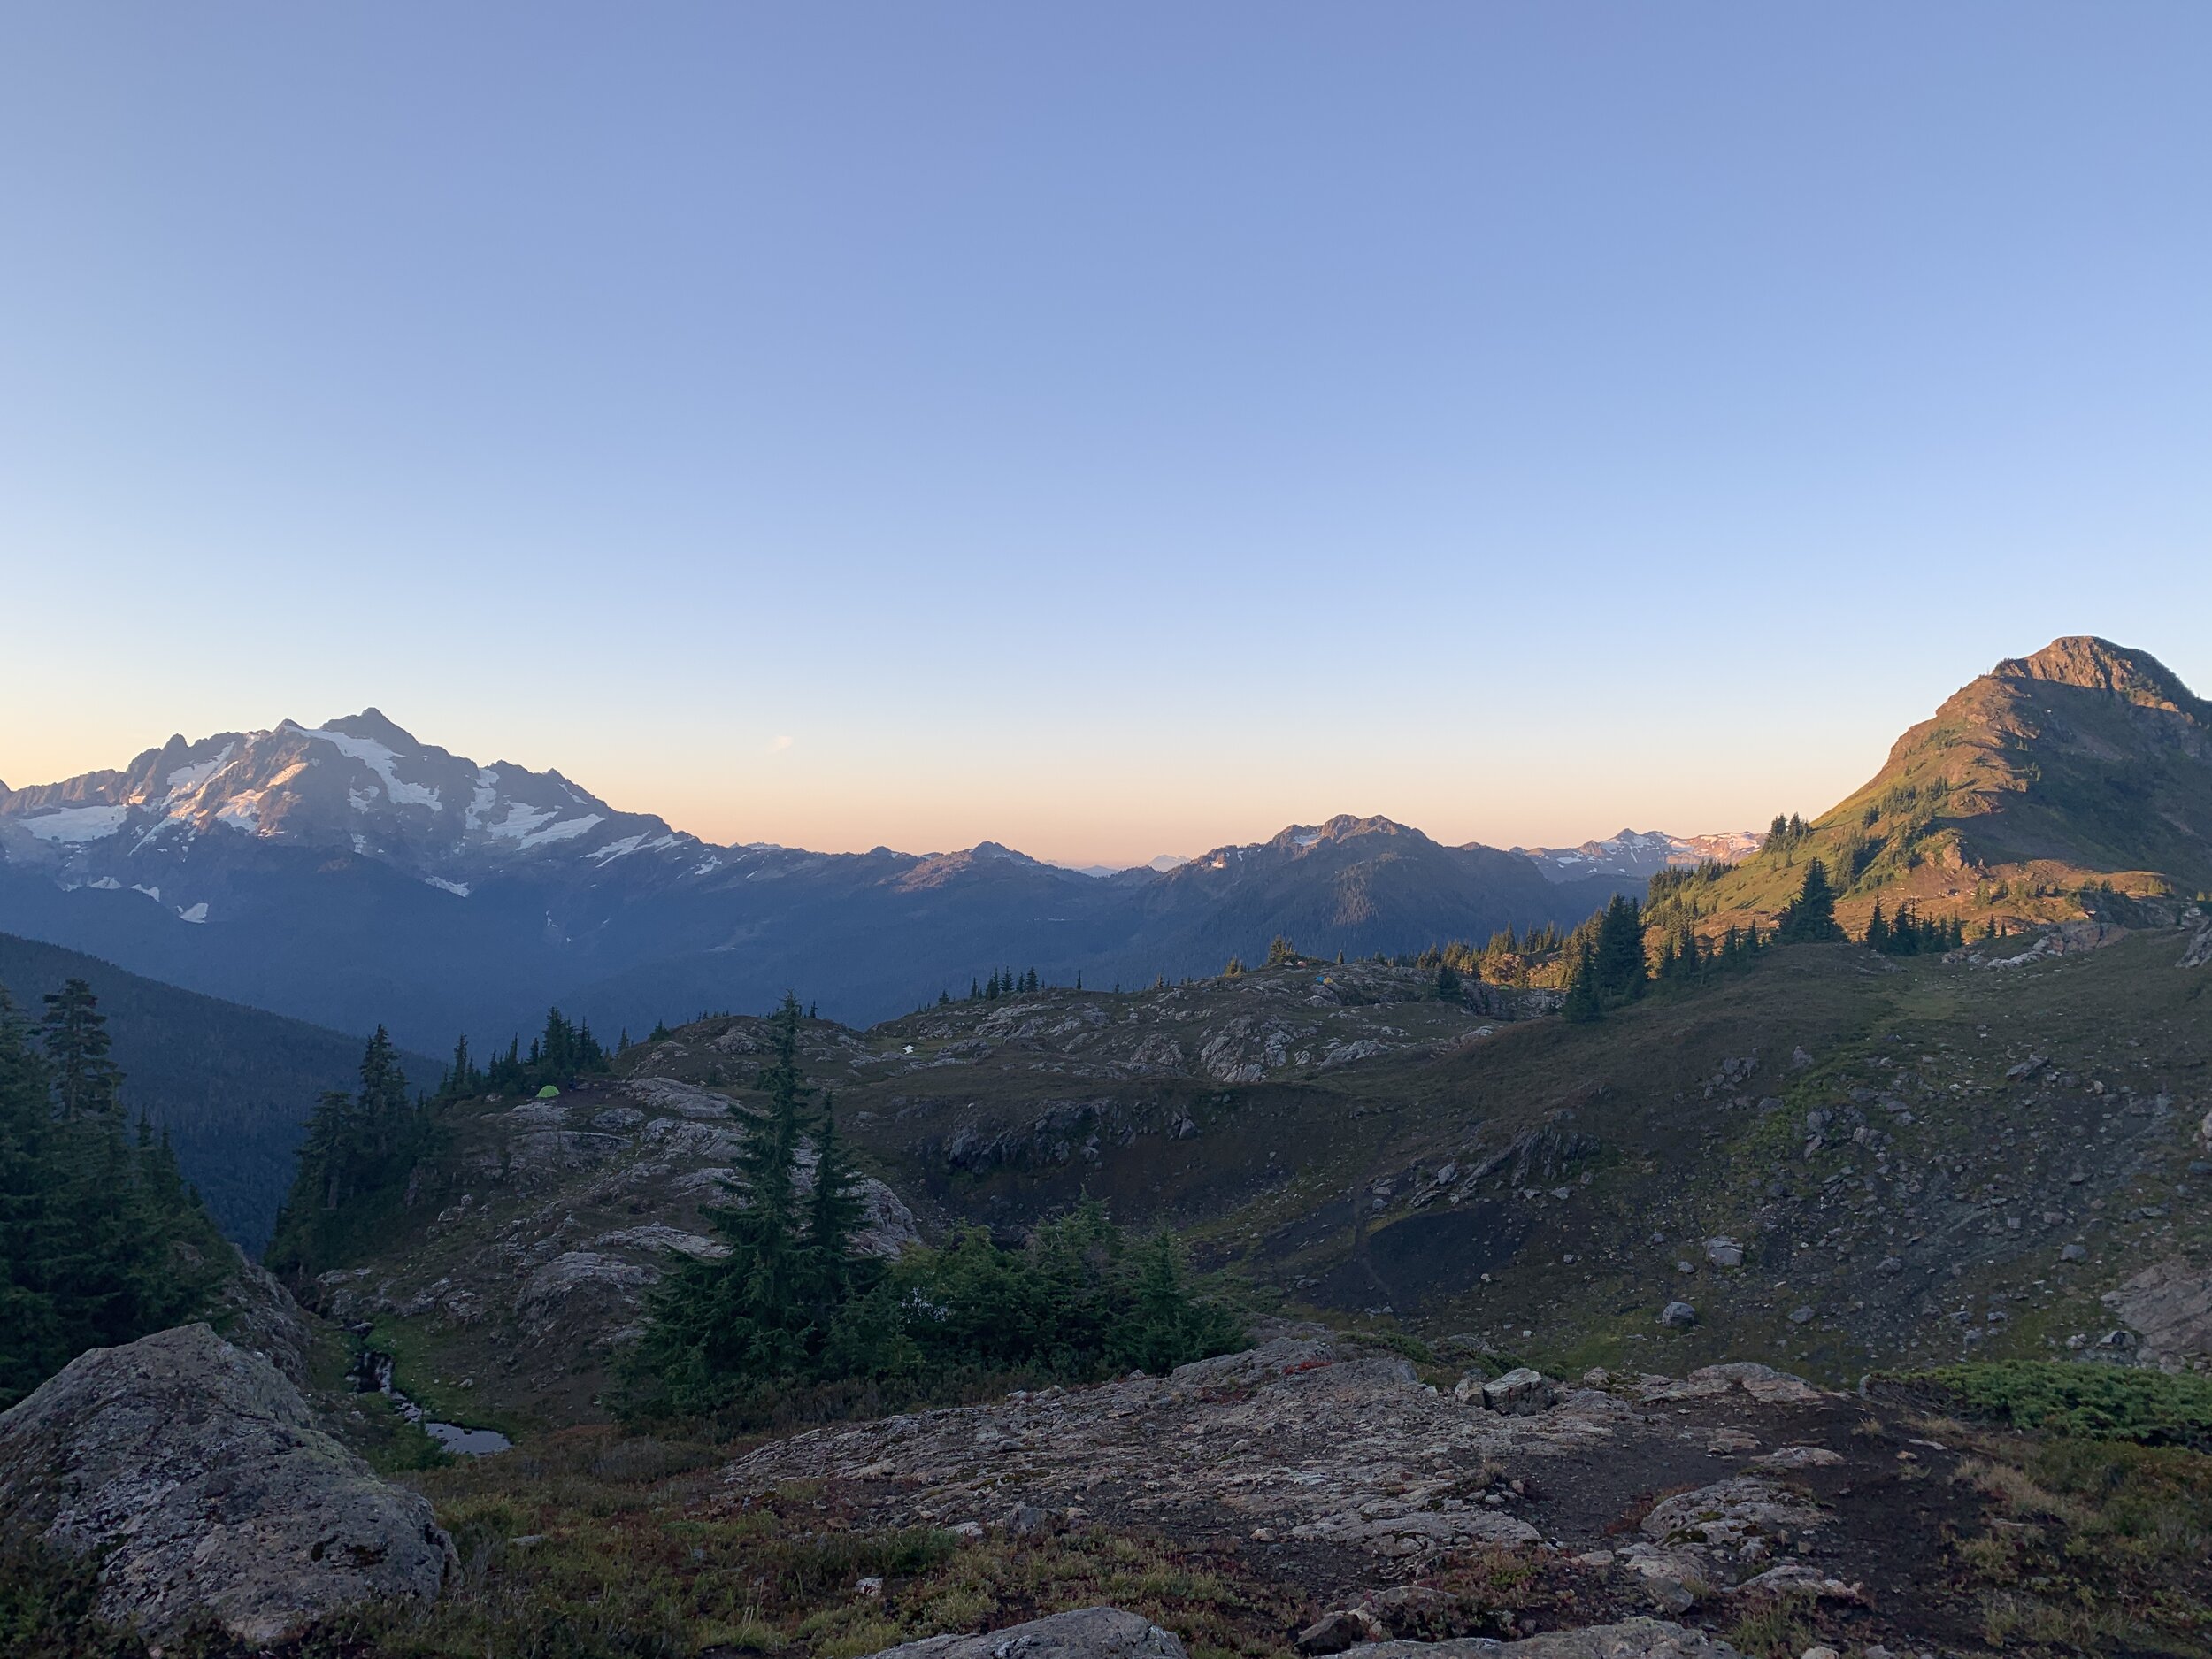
[0,979,227,1409]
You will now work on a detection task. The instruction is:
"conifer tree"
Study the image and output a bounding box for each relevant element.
[802,1102,874,1322]
[630,992,818,1402]
[0,982,224,1408]
[1592,895,1648,1003]
[1776,859,1845,943]
[1562,936,1603,1024]
[41,979,119,1123]
[1863,900,1891,953]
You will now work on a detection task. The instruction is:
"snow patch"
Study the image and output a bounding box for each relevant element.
[484,800,557,841]
[132,883,162,902]
[23,805,130,843]
[465,769,501,830]
[584,833,672,864]
[518,814,603,850]
[161,744,236,802]
[216,791,266,831]
[87,876,121,890]
[301,725,443,810]
[349,786,381,811]
[424,876,472,897]
[176,902,209,924]
[690,855,724,877]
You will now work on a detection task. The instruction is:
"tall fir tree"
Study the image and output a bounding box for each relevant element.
[1776,859,1845,943]
[1562,935,1603,1024]
[1592,895,1649,1003]
[41,979,119,1123]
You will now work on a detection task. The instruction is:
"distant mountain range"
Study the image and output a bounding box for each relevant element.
[0,713,1687,1051]
[1662,636,2212,933]
[1516,828,1763,883]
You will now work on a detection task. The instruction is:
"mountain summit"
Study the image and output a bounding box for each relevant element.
[1661,636,2212,935]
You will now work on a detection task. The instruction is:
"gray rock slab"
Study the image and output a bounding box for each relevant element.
[0,1323,453,1644]
[858,1606,1187,1659]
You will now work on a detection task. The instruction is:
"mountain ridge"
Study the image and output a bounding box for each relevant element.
[0,716,1642,1050]
[1651,635,2212,938]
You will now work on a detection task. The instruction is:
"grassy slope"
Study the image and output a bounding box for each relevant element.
[1647,641,2212,941]
[1236,928,2212,1386]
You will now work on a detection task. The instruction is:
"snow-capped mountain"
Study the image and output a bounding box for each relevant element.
[0,712,1641,1050]
[1513,827,1763,884]
[0,710,706,920]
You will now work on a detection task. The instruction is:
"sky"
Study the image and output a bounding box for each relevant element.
[2,6,2208,866]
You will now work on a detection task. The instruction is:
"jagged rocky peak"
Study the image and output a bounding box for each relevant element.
[317,705,426,750]
[1517,827,1763,883]
[1993,635,2206,715]
[0,710,710,913]
[1273,813,1422,850]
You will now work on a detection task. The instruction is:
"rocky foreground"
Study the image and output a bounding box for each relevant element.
[0,1323,454,1645]
[730,1325,1972,1654]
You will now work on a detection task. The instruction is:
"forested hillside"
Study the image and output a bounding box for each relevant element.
[0,933,434,1249]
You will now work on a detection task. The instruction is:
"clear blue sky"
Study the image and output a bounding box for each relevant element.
[4,5,2208,863]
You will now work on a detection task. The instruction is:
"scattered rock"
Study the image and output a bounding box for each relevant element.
[1704,1239,1744,1271]
[1660,1302,1698,1329]
[0,1324,452,1645]
[1482,1367,1556,1417]
[1787,1306,1815,1325]
[1754,1446,1843,1469]
[1354,1617,1746,1656]
[1296,1607,1387,1653]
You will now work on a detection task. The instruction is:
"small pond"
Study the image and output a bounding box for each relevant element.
[348,1348,513,1456]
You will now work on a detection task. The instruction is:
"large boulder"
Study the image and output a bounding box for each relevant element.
[0,1323,453,1645]
[858,1607,1188,1659]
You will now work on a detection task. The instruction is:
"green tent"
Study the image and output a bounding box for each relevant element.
[536,1085,560,1100]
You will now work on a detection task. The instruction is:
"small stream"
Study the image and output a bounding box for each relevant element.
[348,1349,512,1456]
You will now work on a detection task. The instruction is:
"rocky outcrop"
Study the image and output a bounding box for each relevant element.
[0,1324,452,1644]
[853,1610,1741,1659]
[2182,920,2212,970]
[726,1333,1594,1561]
[726,1331,1860,1592]
[214,1245,315,1387]
[1354,1620,1744,1656]
[860,1607,1187,1659]
[2103,1259,2212,1369]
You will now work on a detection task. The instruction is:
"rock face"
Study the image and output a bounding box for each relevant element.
[214,1246,315,1386]
[311,1072,926,1423]
[0,1324,453,1644]
[2104,1259,2212,1369]
[858,1607,1188,1659]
